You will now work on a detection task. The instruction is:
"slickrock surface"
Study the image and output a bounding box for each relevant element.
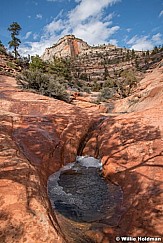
[82,64,163,242]
[0,115,64,243]
[0,75,96,242]
[0,63,163,243]
[114,62,163,113]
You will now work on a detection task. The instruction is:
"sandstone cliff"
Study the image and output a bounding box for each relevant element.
[42,35,90,61]
[41,35,163,85]
[0,62,163,242]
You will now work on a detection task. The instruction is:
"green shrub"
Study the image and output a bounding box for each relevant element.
[16,70,70,102]
[92,80,101,92]
[29,55,46,71]
[0,46,7,55]
[0,40,7,54]
[98,87,116,101]
[47,57,72,81]
[98,69,138,99]
[82,85,91,93]
[103,78,116,89]
[6,61,16,69]
[45,76,70,102]
[70,79,91,93]
[117,69,138,98]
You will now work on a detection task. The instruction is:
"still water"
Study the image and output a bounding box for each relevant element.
[47,156,123,242]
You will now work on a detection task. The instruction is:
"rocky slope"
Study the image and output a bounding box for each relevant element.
[0,61,163,242]
[41,35,163,86]
[42,35,163,83]
[42,35,141,83]
[112,61,163,113]
[0,53,21,76]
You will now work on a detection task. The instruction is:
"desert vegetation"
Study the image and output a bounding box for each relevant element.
[16,56,70,102]
[1,27,163,103]
[8,22,21,59]
[14,46,163,103]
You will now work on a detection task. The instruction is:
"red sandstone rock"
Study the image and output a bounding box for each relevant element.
[0,74,107,242]
[114,62,163,113]
[0,63,163,242]
[0,75,94,242]
[82,64,163,241]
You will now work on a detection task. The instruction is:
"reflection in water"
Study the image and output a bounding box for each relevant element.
[48,156,123,242]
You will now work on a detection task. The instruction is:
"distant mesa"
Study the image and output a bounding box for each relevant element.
[41,35,115,61]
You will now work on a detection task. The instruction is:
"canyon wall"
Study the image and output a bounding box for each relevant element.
[42,35,90,61]
[41,35,155,84]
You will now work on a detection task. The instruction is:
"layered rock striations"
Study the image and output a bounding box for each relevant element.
[41,35,151,83]
[42,35,90,61]
[0,62,163,242]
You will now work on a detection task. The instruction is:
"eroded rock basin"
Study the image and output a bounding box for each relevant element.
[48,156,123,242]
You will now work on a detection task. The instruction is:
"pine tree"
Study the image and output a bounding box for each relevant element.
[131,49,135,59]
[8,22,21,58]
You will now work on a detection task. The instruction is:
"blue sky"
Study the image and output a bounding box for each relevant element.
[0,0,163,56]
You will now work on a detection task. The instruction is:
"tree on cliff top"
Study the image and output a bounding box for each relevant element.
[8,22,21,58]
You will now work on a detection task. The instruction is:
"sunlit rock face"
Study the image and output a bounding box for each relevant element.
[41,34,117,62]
[48,156,123,223]
[0,62,163,243]
[42,35,90,61]
[0,75,94,243]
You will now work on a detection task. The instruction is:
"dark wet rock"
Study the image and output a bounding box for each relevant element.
[48,156,123,224]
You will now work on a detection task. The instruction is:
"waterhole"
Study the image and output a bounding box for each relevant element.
[47,156,123,242]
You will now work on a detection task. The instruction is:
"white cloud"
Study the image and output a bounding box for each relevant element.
[127,35,138,45]
[72,20,119,45]
[23,31,32,40]
[33,33,39,40]
[44,19,66,36]
[19,36,59,57]
[109,39,118,46]
[36,14,42,19]
[127,36,153,51]
[131,41,153,51]
[69,0,120,25]
[69,0,120,45]
[159,10,163,17]
[104,12,116,21]
[127,33,163,51]
[20,0,121,56]
[126,28,131,32]
[152,33,162,45]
